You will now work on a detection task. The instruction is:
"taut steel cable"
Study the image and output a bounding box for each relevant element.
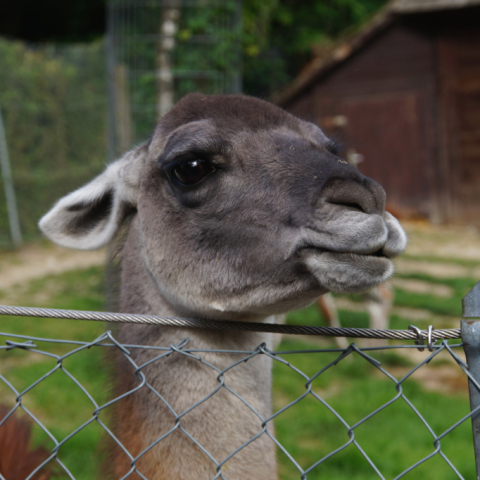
[0,304,461,341]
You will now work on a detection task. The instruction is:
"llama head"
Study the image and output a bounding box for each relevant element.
[40,94,406,319]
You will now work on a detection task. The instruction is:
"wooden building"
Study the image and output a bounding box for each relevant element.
[276,0,480,224]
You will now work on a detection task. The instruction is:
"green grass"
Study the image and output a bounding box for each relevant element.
[0,266,106,342]
[287,273,476,328]
[0,265,475,479]
[396,272,477,296]
[273,339,473,479]
[0,266,107,480]
[394,289,462,317]
[393,274,477,317]
[287,302,419,332]
[281,270,474,477]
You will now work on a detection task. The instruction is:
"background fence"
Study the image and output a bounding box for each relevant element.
[0,0,242,248]
[0,304,479,480]
[107,0,242,160]
[0,39,107,247]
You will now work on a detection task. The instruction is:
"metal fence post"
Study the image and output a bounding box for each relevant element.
[462,280,480,479]
[0,105,22,247]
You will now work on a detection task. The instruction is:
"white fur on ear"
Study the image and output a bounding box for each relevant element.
[39,145,147,250]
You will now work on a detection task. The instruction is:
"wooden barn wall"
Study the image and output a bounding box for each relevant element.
[285,23,440,221]
[438,28,480,224]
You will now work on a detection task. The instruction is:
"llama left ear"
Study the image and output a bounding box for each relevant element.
[39,144,148,250]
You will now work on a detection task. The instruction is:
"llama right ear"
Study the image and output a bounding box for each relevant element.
[39,144,148,250]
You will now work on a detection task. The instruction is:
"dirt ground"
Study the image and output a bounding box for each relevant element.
[0,243,106,291]
[402,221,480,261]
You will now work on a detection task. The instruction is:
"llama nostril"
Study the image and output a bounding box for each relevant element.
[322,177,386,216]
[328,201,365,213]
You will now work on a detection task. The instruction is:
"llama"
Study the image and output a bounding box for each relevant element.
[39,94,406,480]
[0,406,52,480]
[317,283,394,349]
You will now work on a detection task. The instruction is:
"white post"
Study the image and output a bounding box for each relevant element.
[0,105,22,247]
[156,1,181,120]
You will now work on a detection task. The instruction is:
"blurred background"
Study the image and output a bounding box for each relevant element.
[1,0,480,248]
[1,1,480,478]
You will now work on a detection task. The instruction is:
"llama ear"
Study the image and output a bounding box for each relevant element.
[39,144,148,250]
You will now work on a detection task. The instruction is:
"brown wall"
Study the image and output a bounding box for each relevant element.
[285,87,316,123]
[438,29,480,224]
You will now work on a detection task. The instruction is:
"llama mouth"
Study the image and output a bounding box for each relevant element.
[369,248,388,258]
[300,248,393,293]
[299,245,390,261]
[317,250,393,271]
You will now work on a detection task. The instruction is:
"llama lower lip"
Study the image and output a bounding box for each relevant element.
[301,249,393,293]
[330,251,391,265]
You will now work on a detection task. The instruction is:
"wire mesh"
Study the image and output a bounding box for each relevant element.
[0,322,475,480]
[107,0,242,160]
[0,39,107,247]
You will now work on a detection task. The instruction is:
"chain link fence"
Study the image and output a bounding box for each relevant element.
[0,304,479,480]
[107,0,242,160]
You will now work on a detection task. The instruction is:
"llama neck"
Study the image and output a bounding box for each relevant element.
[112,220,278,480]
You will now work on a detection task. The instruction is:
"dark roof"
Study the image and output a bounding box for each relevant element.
[273,0,480,105]
[392,0,480,12]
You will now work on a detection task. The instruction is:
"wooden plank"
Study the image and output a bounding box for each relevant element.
[438,28,480,224]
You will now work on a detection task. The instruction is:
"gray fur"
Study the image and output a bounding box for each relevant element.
[39,94,406,479]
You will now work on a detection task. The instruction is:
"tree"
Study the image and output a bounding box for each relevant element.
[242,0,389,98]
[0,0,390,99]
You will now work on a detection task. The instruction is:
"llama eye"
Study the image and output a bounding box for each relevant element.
[172,159,215,186]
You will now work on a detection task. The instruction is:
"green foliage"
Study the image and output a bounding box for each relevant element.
[0,0,392,247]
[0,38,107,246]
[109,0,243,152]
[242,0,390,97]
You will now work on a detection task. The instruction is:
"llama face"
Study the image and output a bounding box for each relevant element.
[39,94,406,320]
[136,95,406,319]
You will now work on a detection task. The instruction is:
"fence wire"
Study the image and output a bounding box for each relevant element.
[0,305,462,342]
[0,316,476,480]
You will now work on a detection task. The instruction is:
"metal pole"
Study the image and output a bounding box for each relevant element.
[232,0,243,94]
[106,0,117,163]
[462,281,480,478]
[0,105,22,247]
